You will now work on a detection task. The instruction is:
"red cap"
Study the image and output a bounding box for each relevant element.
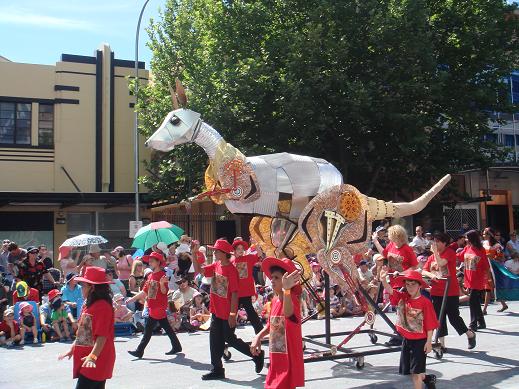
[141,255,150,264]
[149,251,166,266]
[208,239,234,255]
[261,257,302,294]
[75,266,114,285]
[47,289,61,301]
[232,239,249,251]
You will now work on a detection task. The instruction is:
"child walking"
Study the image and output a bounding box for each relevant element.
[19,302,38,344]
[380,268,438,389]
[127,251,182,358]
[251,257,305,389]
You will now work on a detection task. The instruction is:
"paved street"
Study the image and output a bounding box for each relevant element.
[2,301,518,389]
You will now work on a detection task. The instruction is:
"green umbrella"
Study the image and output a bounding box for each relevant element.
[131,221,183,251]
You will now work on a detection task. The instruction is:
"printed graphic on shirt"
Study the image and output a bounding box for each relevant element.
[211,273,229,298]
[235,262,248,279]
[396,301,424,334]
[148,280,159,299]
[388,255,404,272]
[269,316,287,354]
[464,254,480,271]
[430,261,448,278]
[76,313,94,347]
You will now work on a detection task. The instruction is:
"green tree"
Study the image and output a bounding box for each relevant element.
[138,0,518,202]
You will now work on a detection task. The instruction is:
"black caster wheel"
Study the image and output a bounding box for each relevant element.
[433,349,443,360]
[223,349,232,361]
[355,356,365,369]
[369,333,378,344]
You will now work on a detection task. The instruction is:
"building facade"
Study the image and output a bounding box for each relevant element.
[0,44,150,256]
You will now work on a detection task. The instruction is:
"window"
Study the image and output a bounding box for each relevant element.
[504,135,515,147]
[38,104,54,146]
[0,102,31,145]
[484,134,498,143]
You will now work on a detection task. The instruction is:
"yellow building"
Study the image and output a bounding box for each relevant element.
[0,44,150,257]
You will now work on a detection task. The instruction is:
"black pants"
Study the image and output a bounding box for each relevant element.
[76,374,106,389]
[210,315,254,371]
[239,296,263,334]
[469,289,486,330]
[432,295,469,337]
[136,316,181,355]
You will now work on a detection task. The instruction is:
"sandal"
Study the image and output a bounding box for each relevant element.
[497,304,508,313]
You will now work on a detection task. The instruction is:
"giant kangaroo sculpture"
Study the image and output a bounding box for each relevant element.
[146,81,451,293]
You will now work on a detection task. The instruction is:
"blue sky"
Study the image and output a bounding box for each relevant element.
[0,0,162,67]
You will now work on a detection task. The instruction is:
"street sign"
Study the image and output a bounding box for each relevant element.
[129,220,143,238]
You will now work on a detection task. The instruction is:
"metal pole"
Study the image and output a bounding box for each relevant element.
[510,75,518,164]
[324,273,331,345]
[134,0,151,222]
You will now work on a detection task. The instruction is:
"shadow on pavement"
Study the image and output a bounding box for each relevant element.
[140,353,214,370]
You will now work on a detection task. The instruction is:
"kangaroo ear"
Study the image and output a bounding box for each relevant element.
[169,84,179,110]
[176,78,188,106]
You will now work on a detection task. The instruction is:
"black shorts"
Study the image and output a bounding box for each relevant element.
[399,338,427,375]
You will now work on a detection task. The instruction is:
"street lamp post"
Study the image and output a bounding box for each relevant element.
[134,0,151,223]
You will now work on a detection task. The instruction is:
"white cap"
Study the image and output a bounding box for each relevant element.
[156,242,169,254]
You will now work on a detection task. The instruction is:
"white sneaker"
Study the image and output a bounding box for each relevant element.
[33,338,38,344]
[19,339,25,345]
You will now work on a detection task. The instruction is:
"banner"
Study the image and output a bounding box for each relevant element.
[491,260,519,301]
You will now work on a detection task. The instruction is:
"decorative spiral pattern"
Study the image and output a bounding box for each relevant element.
[232,186,243,197]
[365,310,376,326]
[338,191,362,221]
[330,249,342,264]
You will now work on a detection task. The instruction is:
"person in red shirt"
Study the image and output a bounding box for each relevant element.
[12,281,39,304]
[127,251,182,358]
[250,257,304,389]
[231,237,264,334]
[457,230,490,331]
[58,266,116,389]
[0,307,21,346]
[192,239,265,381]
[422,232,476,351]
[380,268,438,389]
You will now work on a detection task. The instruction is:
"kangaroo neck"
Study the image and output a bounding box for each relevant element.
[192,121,225,160]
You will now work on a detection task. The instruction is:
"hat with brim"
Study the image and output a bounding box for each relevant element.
[208,239,234,255]
[232,239,249,251]
[262,257,297,280]
[393,269,428,289]
[19,301,32,312]
[26,246,39,254]
[149,251,166,267]
[75,266,114,285]
[65,273,77,284]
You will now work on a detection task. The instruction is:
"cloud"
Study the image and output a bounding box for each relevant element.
[0,9,96,31]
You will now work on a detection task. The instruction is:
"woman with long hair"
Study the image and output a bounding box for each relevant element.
[457,230,490,331]
[482,227,508,313]
[59,266,115,389]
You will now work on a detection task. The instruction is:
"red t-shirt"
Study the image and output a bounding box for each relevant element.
[232,254,259,298]
[423,248,459,297]
[383,242,418,272]
[73,300,115,381]
[143,270,168,320]
[0,320,20,337]
[265,291,304,389]
[457,246,489,290]
[390,290,438,340]
[202,261,239,320]
[12,288,40,304]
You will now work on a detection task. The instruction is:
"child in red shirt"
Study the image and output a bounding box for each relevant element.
[127,251,182,358]
[231,237,264,334]
[251,257,305,389]
[380,268,438,389]
[59,266,116,389]
[193,239,265,381]
[0,307,21,346]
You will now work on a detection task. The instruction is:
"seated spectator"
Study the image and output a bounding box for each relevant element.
[505,253,519,275]
[506,231,519,259]
[189,292,210,329]
[13,281,39,304]
[50,297,71,341]
[39,289,77,342]
[261,292,274,322]
[129,259,145,293]
[113,294,133,323]
[106,269,127,297]
[42,267,62,296]
[38,245,53,270]
[0,307,21,347]
[60,273,82,318]
[329,287,341,318]
[170,277,197,311]
[18,301,38,344]
[0,276,7,320]
[77,254,94,277]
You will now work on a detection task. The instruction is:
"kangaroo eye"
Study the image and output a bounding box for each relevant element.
[170,115,181,125]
